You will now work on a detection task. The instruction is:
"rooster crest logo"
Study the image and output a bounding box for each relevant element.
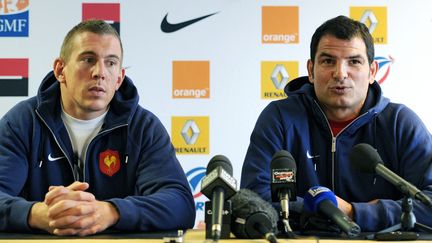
[99,149,120,177]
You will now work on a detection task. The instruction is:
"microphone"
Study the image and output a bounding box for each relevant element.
[304,186,361,238]
[349,143,432,207]
[231,189,279,243]
[270,150,297,220]
[201,155,237,241]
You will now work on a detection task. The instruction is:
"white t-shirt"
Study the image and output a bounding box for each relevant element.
[61,108,107,178]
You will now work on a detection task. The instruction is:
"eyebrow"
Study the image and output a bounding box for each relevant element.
[318,52,365,60]
[78,51,121,61]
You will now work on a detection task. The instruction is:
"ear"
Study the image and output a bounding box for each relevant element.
[115,67,126,90]
[369,60,378,84]
[53,58,66,83]
[307,59,314,83]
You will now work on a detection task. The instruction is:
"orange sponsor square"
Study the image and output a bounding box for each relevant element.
[172,61,210,98]
[262,6,299,44]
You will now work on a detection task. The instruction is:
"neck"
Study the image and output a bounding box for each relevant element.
[321,104,361,122]
[325,110,357,122]
[61,100,108,120]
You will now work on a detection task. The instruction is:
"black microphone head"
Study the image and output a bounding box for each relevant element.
[231,189,278,239]
[270,150,297,201]
[349,143,383,173]
[201,155,237,200]
[207,154,233,175]
[270,150,296,170]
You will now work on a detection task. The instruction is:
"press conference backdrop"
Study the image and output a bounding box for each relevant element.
[0,0,431,228]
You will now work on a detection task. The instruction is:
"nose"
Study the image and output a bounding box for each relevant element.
[92,60,106,80]
[333,62,348,81]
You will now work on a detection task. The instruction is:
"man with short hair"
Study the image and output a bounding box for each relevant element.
[241,15,432,231]
[0,20,195,235]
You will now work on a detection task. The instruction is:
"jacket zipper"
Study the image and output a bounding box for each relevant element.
[36,110,77,181]
[329,114,370,191]
[312,100,370,191]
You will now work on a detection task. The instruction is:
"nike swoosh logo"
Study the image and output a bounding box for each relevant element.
[306,151,320,159]
[161,12,218,33]
[48,153,65,162]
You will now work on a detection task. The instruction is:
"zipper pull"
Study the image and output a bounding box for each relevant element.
[331,137,336,153]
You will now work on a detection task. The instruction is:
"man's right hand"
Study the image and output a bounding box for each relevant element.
[28,181,98,235]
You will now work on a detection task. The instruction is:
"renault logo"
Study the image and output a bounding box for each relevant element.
[271,64,289,90]
[181,120,200,145]
[359,10,378,34]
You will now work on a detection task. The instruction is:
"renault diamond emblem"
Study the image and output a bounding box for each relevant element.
[181,120,200,145]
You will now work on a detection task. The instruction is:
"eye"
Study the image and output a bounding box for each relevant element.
[106,59,118,67]
[82,57,95,64]
[349,59,363,65]
[321,58,335,65]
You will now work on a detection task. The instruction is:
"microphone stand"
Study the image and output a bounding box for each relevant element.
[369,196,432,240]
[278,192,297,239]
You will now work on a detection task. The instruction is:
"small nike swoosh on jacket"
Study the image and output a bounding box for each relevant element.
[161,12,218,33]
[48,153,65,162]
[306,151,320,159]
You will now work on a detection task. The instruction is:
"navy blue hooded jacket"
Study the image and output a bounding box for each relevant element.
[241,76,432,231]
[0,71,195,232]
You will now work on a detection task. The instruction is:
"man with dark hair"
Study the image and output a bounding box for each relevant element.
[241,15,432,231]
[0,20,195,235]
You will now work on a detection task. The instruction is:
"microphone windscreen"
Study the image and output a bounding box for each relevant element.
[349,143,383,173]
[303,186,338,213]
[231,189,278,238]
[270,150,296,170]
[207,154,233,175]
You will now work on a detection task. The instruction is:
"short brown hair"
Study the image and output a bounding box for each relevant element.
[59,19,123,63]
[310,15,374,65]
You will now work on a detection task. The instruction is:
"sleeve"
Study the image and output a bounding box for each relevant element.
[108,115,196,231]
[352,106,432,232]
[240,103,286,203]
[0,114,34,232]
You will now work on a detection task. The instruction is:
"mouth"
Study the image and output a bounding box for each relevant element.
[329,86,351,94]
[88,86,106,95]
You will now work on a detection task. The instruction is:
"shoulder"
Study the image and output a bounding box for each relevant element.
[260,96,309,121]
[379,102,430,135]
[381,102,422,122]
[254,97,310,135]
[129,106,168,133]
[1,97,38,123]
[0,97,38,139]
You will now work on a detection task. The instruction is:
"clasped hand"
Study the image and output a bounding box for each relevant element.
[28,181,119,236]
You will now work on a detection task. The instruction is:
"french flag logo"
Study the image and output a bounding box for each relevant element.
[82,3,120,34]
[0,58,28,96]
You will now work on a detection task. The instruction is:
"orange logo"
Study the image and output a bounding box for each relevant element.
[99,149,120,177]
[172,61,210,98]
[0,0,28,14]
[262,6,299,44]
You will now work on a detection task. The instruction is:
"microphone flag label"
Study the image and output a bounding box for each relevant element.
[200,167,237,200]
[307,186,331,197]
[271,168,295,183]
